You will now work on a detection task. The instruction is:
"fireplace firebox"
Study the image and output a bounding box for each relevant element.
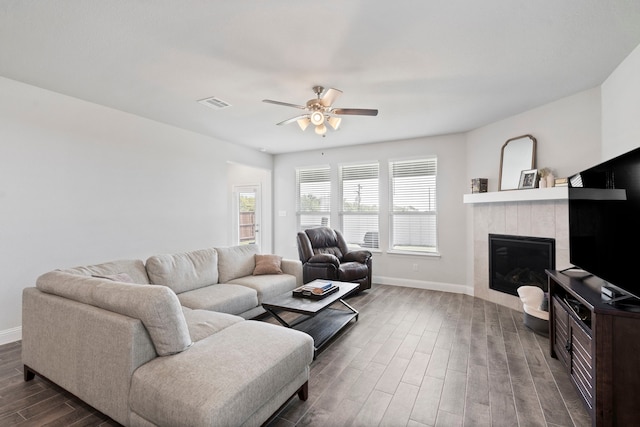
[489,234,555,296]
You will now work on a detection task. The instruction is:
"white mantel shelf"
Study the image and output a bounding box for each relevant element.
[463,186,568,204]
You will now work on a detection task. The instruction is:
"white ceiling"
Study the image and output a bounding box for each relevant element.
[2,1,640,154]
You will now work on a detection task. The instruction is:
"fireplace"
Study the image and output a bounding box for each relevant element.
[488,234,556,296]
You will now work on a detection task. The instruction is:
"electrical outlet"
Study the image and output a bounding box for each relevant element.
[412,263,418,272]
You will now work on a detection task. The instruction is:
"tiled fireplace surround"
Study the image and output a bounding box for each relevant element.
[471,198,570,311]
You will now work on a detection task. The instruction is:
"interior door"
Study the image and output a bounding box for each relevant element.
[235,185,261,251]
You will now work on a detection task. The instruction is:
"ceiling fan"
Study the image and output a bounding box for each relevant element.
[262,86,378,136]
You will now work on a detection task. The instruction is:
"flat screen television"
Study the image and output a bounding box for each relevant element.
[568,146,640,300]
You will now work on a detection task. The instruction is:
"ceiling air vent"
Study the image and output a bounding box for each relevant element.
[198,96,231,110]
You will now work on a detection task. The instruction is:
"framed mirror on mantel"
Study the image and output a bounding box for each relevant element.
[499,134,537,191]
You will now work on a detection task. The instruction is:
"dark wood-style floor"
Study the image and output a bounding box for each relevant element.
[0,284,591,426]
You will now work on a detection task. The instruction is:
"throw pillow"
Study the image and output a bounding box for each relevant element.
[253,254,283,275]
[92,273,134,283]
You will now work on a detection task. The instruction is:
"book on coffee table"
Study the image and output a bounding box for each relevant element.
[301,281,334,293]
[292,282,339,299]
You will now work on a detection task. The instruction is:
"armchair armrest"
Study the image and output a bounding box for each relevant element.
[343,250,372,264]
[307,253,340,268]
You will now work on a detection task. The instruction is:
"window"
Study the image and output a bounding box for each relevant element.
[389,157,437,253]
[296,166,331,230]
[339,162,379,249]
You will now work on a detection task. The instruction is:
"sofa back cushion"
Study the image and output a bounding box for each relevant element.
[145,248,218,294]
[36,270,192,356]
[216,245,259,283]
[60,259,151,284]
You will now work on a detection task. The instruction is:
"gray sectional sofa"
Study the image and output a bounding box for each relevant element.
[22,245,314,427]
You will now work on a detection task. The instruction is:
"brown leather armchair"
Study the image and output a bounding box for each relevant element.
[296,226,372,291]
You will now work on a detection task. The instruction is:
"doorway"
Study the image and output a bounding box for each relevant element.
[235,185,261,250]
[227,162,271,253]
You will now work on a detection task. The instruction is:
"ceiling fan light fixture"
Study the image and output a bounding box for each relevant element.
[327,116,341,130]
[315,123,327,135]
[263,86,379,136]
[310,111,325,126]
[297,117,311,131]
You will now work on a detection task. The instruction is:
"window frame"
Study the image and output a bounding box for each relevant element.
[388,156,439,255]
[296,165,332,231]
[338,161,380,251]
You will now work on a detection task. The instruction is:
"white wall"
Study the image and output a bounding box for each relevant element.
[466,87,603,192]
[602,43,640,159]
[273,134,470,293]
[0,76,272,342]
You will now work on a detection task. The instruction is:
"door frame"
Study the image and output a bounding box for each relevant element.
[233,184,262,251]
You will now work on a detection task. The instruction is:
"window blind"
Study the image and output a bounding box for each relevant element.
[389,158,438,253]
[339,162,379,249]
[296,166,331,230]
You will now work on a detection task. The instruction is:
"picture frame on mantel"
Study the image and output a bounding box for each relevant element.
[518,169,538,189]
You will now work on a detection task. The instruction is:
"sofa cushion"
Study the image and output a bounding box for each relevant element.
[129,321,314,427]
[253,254,283,275]
[181,307,244,342]
[92,273,134,283]
[145,248,218,294]
[60,259,150,284]
[216,244,259,283]
[36,271,192,356]
[177,283,259,315]
[228,274,297,304]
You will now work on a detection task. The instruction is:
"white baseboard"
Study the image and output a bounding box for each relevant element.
[0,326,22,345]
[373,276,474,297]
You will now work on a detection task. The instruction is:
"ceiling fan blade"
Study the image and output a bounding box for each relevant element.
[262,99,307,109]
[276,114,310,126]
[320,88,342,107]
[332,108,378,116]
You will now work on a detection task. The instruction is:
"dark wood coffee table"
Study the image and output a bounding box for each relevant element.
[262,280,359,358]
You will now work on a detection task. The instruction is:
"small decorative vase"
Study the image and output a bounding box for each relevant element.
[539,178,547,188]
[547,173,555,188]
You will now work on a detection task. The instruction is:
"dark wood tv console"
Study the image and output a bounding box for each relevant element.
[546,270,640,426]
